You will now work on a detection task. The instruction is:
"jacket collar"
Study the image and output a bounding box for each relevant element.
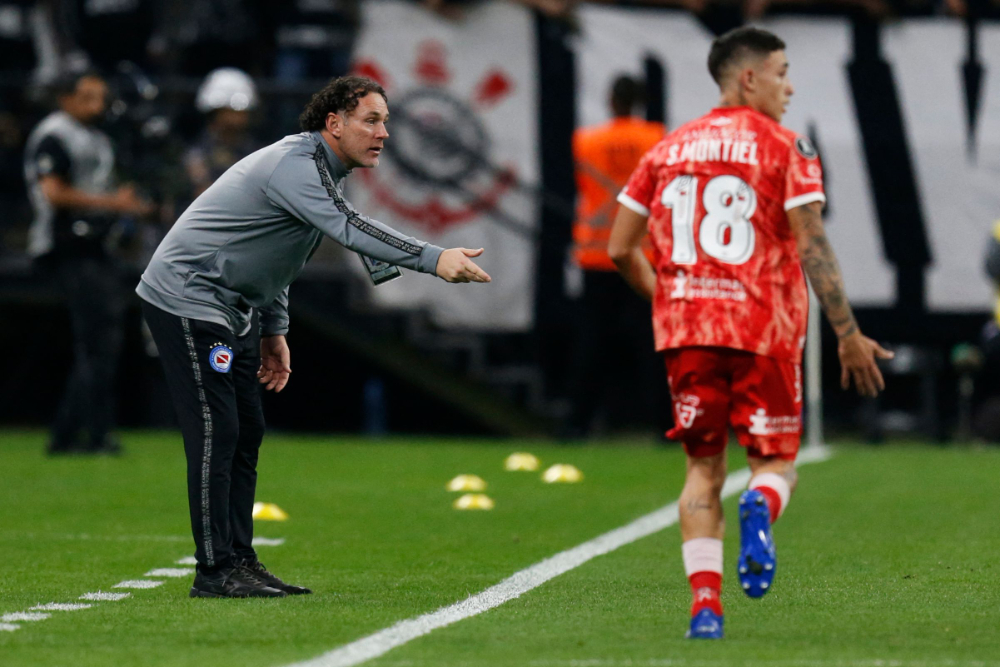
[310,130,351,179]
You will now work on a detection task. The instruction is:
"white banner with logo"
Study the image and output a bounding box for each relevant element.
[575,7,1000,313]
[348,0,539,330]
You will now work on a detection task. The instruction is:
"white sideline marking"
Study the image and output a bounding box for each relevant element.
[145,568,194,578]
[113,580,163,589]
[0,623,19,632]
[28,603,92,611]
[80,592,131,601]
[176,556,198,565]
[1,612,50,622]
[285,446,832,667]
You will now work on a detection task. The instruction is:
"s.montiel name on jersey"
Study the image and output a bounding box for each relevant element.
[617,106,826,363]
[665,134,762,167]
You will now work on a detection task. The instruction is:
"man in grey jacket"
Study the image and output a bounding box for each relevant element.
[138,76,490,598]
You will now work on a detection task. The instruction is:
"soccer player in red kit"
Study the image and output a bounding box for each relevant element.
[608,27,893,639]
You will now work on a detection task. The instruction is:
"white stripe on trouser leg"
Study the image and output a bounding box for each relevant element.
[681,537,723,576]
[182,317,215,567]
[749,472,791,519]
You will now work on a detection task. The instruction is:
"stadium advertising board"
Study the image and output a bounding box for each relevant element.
[349,0,539,331]
[576,8,1000,315]
[349,5,999,330]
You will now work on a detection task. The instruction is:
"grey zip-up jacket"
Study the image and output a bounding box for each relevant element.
[137,131,444,336]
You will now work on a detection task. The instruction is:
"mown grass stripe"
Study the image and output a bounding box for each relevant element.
[287,447,831,667]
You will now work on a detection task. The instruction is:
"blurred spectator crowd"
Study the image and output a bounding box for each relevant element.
[0,0,994,260]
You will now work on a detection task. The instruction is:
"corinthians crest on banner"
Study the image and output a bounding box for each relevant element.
[347,0,539,331]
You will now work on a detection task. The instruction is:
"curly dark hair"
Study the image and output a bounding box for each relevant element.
[299,76,388,132]
[707,27,786,85]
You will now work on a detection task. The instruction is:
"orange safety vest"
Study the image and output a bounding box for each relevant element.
[572,117,665,271]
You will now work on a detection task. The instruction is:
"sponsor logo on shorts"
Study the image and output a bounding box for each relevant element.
[674,393,703,428]
[208,344,233,373]
[748,408,800,436]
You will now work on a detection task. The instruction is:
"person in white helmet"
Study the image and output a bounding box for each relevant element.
[185,68,262,198]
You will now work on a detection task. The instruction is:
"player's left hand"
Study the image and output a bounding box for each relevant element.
[258,334,291,392]
[838,331,894,398]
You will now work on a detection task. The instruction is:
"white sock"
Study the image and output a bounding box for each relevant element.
[682,537,723,577]
[749,472,791,520]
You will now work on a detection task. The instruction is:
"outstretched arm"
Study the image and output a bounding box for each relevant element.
[266,153,490,283]
[608,205,656,302]
[788,201,893,397]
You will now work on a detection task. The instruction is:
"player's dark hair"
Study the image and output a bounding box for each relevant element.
[610,75,645,117]
[707,27,786,86]
[52,69,104,98]
[299,76,388,132]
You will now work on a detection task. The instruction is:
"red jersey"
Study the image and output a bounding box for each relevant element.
[617,106,825,363]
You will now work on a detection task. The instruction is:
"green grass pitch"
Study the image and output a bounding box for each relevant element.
[1,431,998,667]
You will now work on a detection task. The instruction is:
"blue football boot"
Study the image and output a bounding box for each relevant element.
[737,488,776,598]
[685,608,724,639]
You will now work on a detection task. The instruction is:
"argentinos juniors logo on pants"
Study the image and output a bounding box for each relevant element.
[209,344,233,373]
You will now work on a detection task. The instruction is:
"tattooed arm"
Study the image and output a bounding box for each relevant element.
[789,202,858,337]
[788,201,894,397]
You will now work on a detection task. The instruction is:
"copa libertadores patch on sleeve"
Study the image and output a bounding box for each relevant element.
[795,137,818,159]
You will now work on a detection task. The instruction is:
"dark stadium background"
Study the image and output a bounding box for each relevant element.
[1,0,997,440]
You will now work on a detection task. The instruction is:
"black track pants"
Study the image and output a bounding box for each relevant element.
[141,301,265,573]
[50,254,126,448]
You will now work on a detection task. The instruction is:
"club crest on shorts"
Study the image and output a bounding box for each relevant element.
[209,344,234,373]
[675,393,702,428]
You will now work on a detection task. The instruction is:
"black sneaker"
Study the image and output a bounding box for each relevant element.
[239,558,312,595]
[189,566,287,598]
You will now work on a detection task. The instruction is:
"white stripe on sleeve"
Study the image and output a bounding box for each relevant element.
[784,192,826,212]
[617,192,651,217]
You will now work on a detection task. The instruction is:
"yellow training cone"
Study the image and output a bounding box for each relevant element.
[252,502,289,521]
[504,452,540,471]
[542,464,583,484]
[453,493,495,510]
[446,474,487,492]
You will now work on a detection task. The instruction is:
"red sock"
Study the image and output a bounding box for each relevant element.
[756,486,782,524]
[689,571,722,616]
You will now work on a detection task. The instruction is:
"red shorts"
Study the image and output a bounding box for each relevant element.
[664,346,802,461]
